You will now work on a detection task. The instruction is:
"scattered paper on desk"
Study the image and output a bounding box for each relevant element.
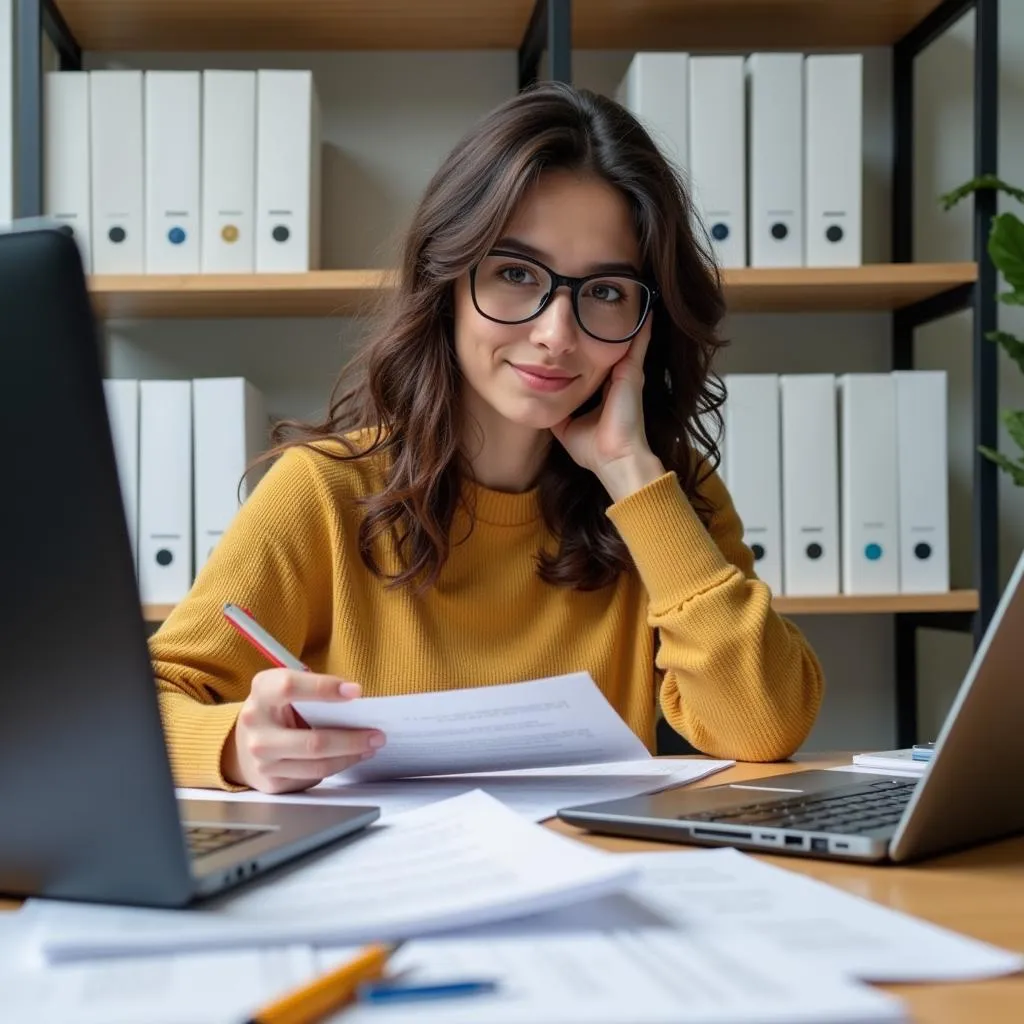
[0,923,321,1024]
[292,671,650,781]
[0,920,905,1024]
[455,847,1023,983]
[334,931,906,1024]
[25,790,636,964]
[178,757,734,823]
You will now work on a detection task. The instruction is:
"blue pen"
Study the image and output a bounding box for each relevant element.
[357,979,498,1004]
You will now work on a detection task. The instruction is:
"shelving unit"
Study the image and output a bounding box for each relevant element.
[140,590,981,627]
[84,262,977,320]
[13,0,999,749]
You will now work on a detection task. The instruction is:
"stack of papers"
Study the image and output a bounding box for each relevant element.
[0,920,906,1024]
[182,670,734,821]
[292,671,653,781]
[4,792,1022,1024]
[23,791,635,961]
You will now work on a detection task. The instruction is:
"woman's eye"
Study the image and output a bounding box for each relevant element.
[589,282,623,303]
[500,265,535,285]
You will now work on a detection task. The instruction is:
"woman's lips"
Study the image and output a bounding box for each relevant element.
[509,363,577,392]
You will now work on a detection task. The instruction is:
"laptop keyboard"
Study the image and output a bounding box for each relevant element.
[184,825,267,858]
[688,780,918,834]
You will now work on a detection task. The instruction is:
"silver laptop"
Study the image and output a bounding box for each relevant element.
[0,225,380,908]
[559,548,1024,863]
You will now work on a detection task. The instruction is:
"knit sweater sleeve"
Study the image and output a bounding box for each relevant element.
[606,468,825,762]
[149,446,336,789]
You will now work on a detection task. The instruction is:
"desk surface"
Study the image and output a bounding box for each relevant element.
[2,754,1022,1021]
[551,755,1024,1023]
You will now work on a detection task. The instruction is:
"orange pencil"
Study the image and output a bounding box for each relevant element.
[244,942,398,1024]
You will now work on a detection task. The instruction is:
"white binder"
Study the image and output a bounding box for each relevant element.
[43,71,92,271]
[689,56,746,268]
[746,53,803,268]
[780,374,840,595]
[201,70,257,273]
[615,52,689,171]
[805,54,862,267]
[144,71,200,273]
[89,70,145,274]
[102,379,140,570]
[255,70,321,272]
[138,380,193,604]
[894,370,950,593]
[723,374,784,594]
[0,0,12,225]
[193,377,268,573]
[838,374,899,594]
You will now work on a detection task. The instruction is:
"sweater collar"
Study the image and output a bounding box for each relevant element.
[467,480,541,526]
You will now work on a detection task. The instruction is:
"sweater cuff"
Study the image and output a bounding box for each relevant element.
[606,471,732,610]
[159,694,246,792]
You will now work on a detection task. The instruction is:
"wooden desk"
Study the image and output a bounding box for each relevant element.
[551,755,1024,1023]
[2,755,1022,1020]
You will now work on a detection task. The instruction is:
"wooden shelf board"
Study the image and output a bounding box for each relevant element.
[721,262,977,313]
[57,1,535,51]
[572,1,949,51]
[56,1,947,52]
[143,591,979,624]
[773,591,979,616]
[90,263,976,320]
[88,269,393,319]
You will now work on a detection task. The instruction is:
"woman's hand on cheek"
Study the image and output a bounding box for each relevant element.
[549,330,666,502]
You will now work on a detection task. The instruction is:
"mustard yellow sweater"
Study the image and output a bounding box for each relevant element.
[150,440,825,789]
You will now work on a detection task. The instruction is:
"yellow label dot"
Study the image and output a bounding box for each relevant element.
[221,225,239,243]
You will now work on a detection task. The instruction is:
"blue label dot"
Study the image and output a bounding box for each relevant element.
[865,543,883,561]
[168,227,186,245]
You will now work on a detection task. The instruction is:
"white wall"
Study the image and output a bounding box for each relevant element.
[87,3,1024,752]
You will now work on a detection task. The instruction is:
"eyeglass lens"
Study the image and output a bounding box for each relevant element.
[473,253,648,342]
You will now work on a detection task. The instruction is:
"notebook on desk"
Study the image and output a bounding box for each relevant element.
[0,225,380,908]
[560,547,1024,864]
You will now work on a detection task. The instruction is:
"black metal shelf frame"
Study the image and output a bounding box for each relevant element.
[16,0,1000,751]
[892,0,999,746]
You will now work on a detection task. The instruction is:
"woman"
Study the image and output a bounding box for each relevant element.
[152,81,825,794]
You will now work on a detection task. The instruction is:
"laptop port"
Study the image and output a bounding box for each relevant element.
[811,837,829,853]
[835,842,849,850]
[784,834,803,847]
[693,828,753,841]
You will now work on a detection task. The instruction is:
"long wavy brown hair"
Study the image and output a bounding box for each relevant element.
[266,80,728,592]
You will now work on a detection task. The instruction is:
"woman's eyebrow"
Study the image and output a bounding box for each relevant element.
[493,236,641,277]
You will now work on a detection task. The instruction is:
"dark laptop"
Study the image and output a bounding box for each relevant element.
[0,225,379,908]
[560,549,1024,864]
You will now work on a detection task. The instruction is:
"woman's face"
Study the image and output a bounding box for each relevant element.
[453,169,651,434]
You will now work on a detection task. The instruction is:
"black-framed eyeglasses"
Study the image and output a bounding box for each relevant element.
[469,249,657,344]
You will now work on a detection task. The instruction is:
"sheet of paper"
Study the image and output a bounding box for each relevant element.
[25,790,636,964]
[451,847,1023,983]
[178,757,734,823]
[0,913,321,1024]
[333,931,906,1024]
[291,671,650,781]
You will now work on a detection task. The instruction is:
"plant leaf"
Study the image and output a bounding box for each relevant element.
[1004,410,1024,454]
[978,445,1024,486]
[998,290,1024,305]
[986,329,1024,376]
[940,174,1024,211]
[989,213,1024,291]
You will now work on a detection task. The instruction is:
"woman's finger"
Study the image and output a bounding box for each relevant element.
[247,726,385,763]
[265,753,375,781]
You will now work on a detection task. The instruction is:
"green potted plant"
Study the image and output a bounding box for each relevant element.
[941,174,1024,485]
